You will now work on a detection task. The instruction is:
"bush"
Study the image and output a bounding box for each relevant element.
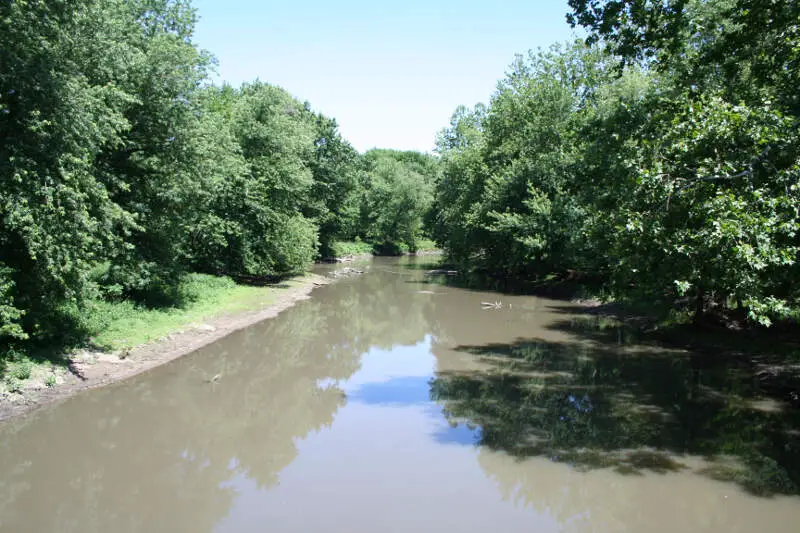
[413,239,439,252]
[329,241,374,258]
[11,361,32,380]
[373,241,410,256]
[4,376,21,393]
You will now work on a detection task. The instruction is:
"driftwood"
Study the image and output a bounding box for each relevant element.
[425,269,458,276]
[329,267,365,278]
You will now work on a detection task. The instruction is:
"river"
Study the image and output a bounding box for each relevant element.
[1,257,799,532]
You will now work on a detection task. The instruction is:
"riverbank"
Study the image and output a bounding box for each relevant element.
[0,273,333,421]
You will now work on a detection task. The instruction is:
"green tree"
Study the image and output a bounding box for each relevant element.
[361,150,436,253]
[433,9,800,324]
[305,114,364,256]
[186,82,320,278]
[434,43,615,278]
[93,0,214,304]
[566,0,800,322]
[1,0,136,340]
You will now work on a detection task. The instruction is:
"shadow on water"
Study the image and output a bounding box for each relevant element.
[547,311,800,408]
[402,261,606,300]
[429,337,800,497]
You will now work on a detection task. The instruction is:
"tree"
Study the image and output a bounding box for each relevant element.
[433,43,615,278]
[184,82,320,279]
[92,0,215,304]
[566,0,800,322]
[432,4,799,324]
[304,114,364,256]
[567,0,800,113]
[1,0,136,339]
[361,150,436,253]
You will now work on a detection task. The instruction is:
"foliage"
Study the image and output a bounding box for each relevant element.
[305,114,365,256]
[414,239,439,252]
[2,0,422,356]
[0,268,25,341]
[430,337,800,496]
[566,0,800,113]
[360,149,437,252]
[433,4,800,325]
[1,0,137,337]
[433,43,616,277]
[329,240,374,258]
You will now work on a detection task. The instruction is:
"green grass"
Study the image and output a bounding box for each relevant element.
[328,238,440,258]
[414,238,439,252]
[1,273,312,393]
[1,353,48,394]
[89,273,309,350]
[329,240,374,258]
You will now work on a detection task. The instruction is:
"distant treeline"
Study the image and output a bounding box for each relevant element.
[0,0,436,346]
[432,0,799,326]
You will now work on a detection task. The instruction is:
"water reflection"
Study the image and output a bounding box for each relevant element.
[0,264,435,533]
[348,375,432,406]
[429,337,800,496]
[0,258,798,533]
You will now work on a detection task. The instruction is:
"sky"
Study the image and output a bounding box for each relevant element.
[192,0,580,153]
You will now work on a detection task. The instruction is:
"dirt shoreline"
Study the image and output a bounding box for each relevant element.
[0,273,333,422]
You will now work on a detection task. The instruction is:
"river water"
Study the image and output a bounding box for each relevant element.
[1,257,799,532]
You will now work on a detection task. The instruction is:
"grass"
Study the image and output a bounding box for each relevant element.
[328,238,441,259]
[2,355,56,395]
[89,273,309,350]
[329,240,374,258]
[414,238,439,252]
[1,273,312,394]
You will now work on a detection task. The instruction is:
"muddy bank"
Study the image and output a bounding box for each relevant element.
[0,274,335,422]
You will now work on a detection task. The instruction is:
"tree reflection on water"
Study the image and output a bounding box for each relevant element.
[430,338,800,496]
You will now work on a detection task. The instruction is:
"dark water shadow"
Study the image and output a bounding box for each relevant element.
[546,311,800,409]
[399,262,606,300]
[402,273,514,295]
[396,261,454,272]
[429,338,800,497]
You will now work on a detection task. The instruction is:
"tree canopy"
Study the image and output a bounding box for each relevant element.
[0,0,439,349]
[432,1,799,325]
[2,0,798,355]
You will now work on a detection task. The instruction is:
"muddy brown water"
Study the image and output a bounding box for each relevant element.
[1,257,799,532]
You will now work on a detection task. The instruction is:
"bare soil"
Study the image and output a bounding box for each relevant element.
[0,274,333,422]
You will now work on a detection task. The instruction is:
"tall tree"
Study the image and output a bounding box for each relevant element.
[305,114,364,256]
[1,0,136,339]
[361,150,436,253]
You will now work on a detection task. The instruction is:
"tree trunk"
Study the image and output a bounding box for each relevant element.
[694,285,705,324]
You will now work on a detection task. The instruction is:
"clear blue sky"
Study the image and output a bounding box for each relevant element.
[192,0,580,153]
